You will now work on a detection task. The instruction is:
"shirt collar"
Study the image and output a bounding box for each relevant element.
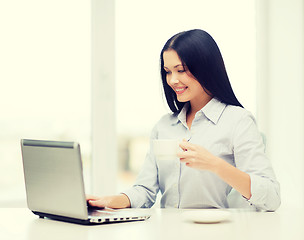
[201,98,227,124]
[176,102,190,127]
[172,98,227,125]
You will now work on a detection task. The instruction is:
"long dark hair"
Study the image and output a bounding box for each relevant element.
[160,29,243,113]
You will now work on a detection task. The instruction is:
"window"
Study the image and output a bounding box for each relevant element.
[0,0,91,206]
[0,1,257,205]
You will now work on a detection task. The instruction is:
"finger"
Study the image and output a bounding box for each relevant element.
[179,141,196,151]
[183,157,196,166]
[177,151,195,159]
[178,140,187,151]
[185,162,194,168]
[179,158,188,163]
[177,151,188,158]
[88,199,106,208]
[179,156,196,164]
[86,194,99,201]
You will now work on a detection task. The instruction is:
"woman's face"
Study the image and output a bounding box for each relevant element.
[163,50,210,107]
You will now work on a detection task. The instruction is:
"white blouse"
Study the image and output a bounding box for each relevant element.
[123,98,281,211]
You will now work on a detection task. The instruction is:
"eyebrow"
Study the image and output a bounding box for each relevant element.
[163,64,183,69]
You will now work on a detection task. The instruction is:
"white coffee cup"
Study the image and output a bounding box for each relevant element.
[152,139,182,160]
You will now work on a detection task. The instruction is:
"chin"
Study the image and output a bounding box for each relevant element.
[177,97,189,103]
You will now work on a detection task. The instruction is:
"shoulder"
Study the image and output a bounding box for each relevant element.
[222,105,262,144]
[222,105,256,125]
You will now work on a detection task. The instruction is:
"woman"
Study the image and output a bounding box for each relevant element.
[87,29,280,211]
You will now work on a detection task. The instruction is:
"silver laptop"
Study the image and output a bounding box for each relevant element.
[21,139,150,225]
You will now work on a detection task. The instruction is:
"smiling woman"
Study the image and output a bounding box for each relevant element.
[115,2,257,197]
[89,29,280,211]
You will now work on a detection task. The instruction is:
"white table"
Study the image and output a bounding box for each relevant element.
[0,208,303,240]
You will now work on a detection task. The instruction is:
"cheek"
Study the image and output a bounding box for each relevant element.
[189,82,204,94]
[196,86,208,96]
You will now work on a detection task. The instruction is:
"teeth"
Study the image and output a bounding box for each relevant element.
[175,88,186,92]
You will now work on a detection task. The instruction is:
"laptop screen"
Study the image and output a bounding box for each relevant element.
[21,139,88,220]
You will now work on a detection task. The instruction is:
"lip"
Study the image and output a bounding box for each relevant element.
[174,87,188,95]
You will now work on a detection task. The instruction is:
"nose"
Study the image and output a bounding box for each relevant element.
[168,73,179,85]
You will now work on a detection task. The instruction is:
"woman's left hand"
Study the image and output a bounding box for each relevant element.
[178,140,220,172]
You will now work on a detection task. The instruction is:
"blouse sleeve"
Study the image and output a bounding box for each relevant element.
[121,125,160,208]
[232,112,281,211]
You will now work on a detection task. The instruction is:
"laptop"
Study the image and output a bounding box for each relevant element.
[20,139,151,225]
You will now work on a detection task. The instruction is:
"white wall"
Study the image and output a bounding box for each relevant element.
[256,0,304,209]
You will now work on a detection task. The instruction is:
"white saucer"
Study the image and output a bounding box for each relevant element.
[182,209,231,223]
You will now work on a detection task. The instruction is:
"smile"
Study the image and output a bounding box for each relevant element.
[174,87,188,95]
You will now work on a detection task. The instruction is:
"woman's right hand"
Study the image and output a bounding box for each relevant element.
[86,194,131,209]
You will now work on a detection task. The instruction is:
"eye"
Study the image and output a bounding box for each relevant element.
[178,69,186,73]
[165,70,171,75]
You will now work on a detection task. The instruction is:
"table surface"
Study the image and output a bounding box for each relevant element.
[0,207,303,240]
